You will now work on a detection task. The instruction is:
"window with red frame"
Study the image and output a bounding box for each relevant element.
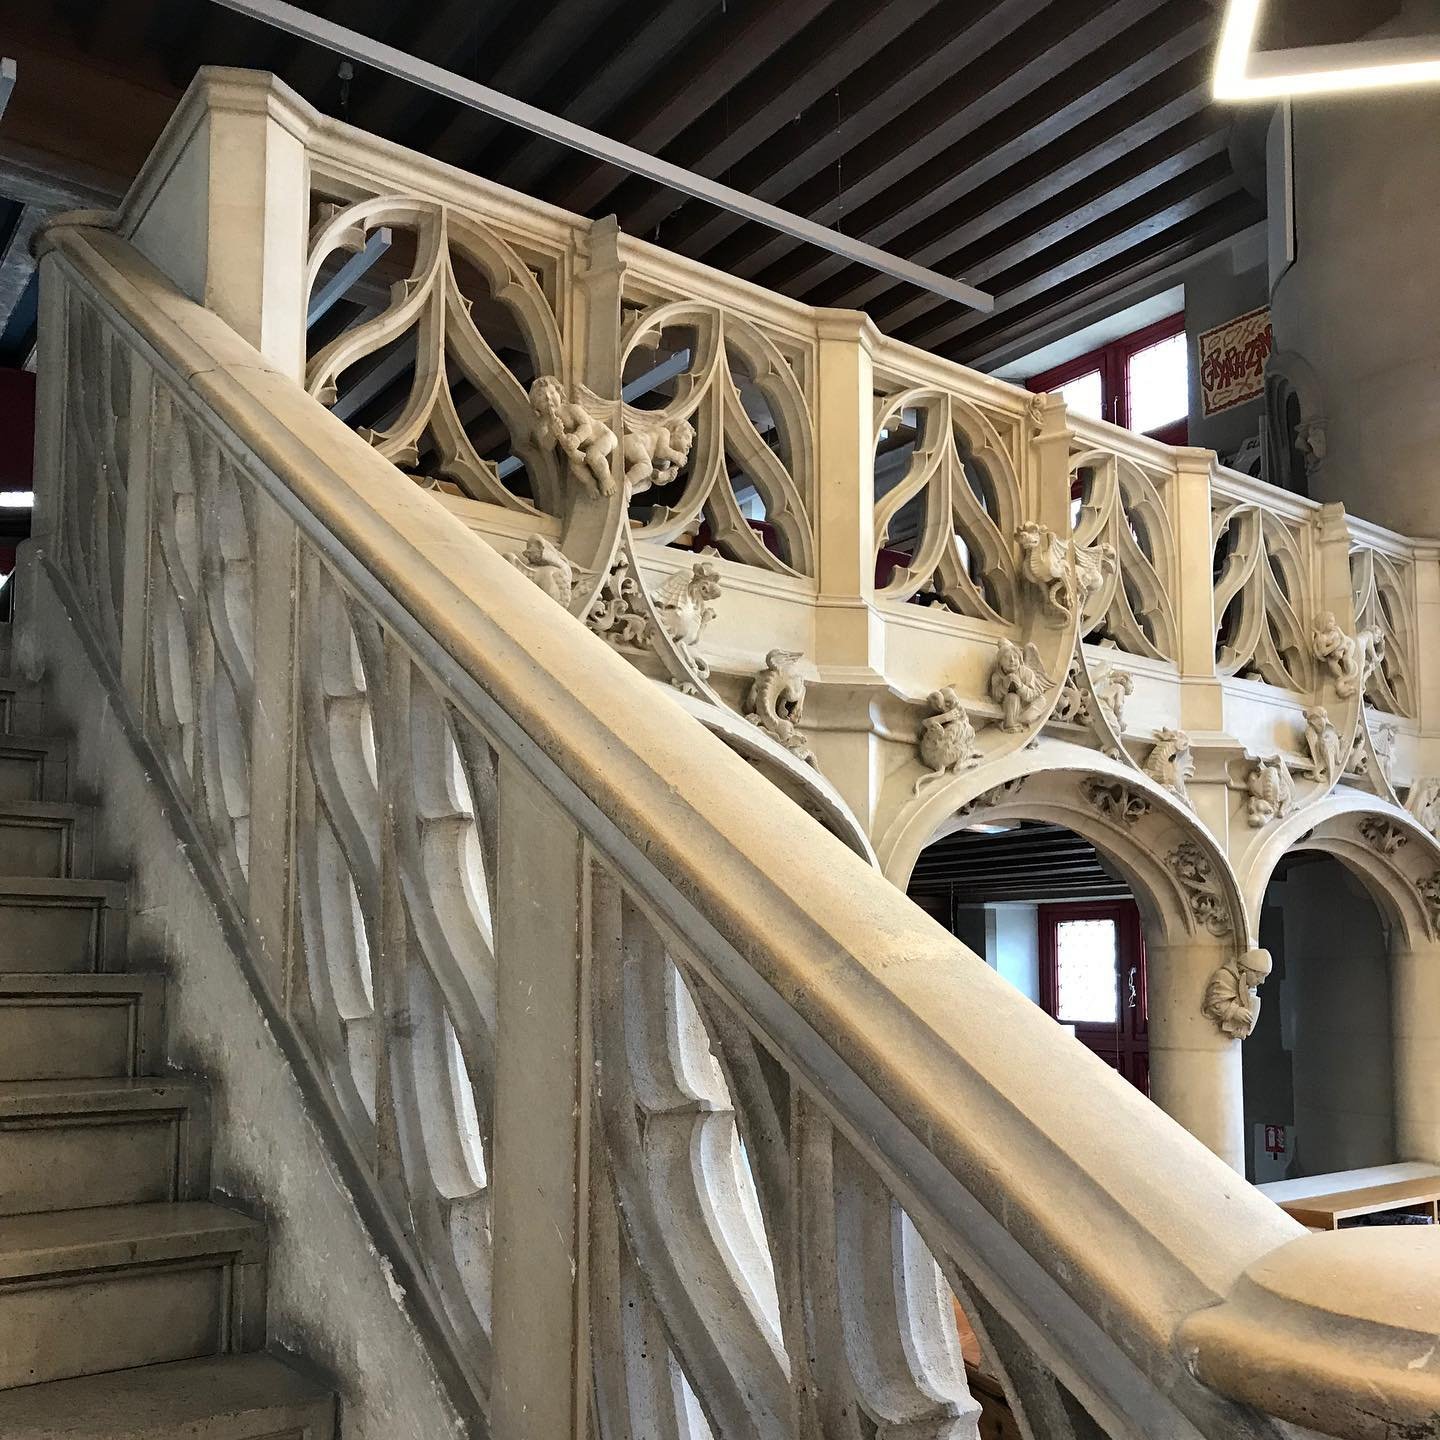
[1026,314,1189,446]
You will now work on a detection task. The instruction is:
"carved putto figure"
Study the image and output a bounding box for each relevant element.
[1202,948,1272,1040]
[653,562,721,651]
[914,688,980,796]
[1091,662,1133,734]
[1015,522,1114,626]
[530,375,617,497]
[1245,755,1295,828]
[506,534,575,608]
[1302,705,1342,785]
[623,413,696,493]
[746,649,816,766]
[1311,610,1361,697]
[988,638,1054,734]
[1144,728,1194,807]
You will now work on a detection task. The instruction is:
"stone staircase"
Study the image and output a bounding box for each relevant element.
[0,626,336,1437]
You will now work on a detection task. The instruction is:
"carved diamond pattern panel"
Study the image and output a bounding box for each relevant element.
[1212,503,1313,689]
[1351,547,1416,718]
[873,387,1022,623]
[620,300,817,576]
[1071,449,1178,662]
[305,195,568,515]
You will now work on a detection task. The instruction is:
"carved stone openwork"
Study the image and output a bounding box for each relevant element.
[873,387,1022,622]
[1071,448,1179,661]
[304,195,570,515]
[1212,503,1313,688]
[619,300,816,576]
[1351,546,1416,718]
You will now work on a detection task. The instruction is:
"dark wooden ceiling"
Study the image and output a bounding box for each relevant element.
[0,0,1276,371]
[908,822,1131,906]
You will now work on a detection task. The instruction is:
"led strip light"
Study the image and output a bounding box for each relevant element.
[1216,0,1440,100]
[208,0,994,312]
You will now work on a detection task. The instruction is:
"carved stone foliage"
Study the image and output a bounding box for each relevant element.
[955,776,1027,819]
[1245,755,1295,828]
[1015,521,1114,627]
[305,196,569,515]
[1071,449,1179,661]
[1202,949,1272,1040]
[587,551,650,649]
[989,639,1054,734]
[1168,841,1232,937]
[1144,728,1194,807]
[620,300,815,576]
[1303,705,1342,785]
[746,649,816,766]
[1351,546,1416,717]
[1359,818,1409,857]
[1212,503,1312,688]
[1419,873,1440,932]
[1080,777,1150,827]
[872,387,1021,623]
[506,534,576,607]
[914,688,980,796]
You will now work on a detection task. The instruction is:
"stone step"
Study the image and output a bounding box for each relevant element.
[0,801,92,879]
[0,877,127,973]
[0,974,163,1081]
[0,737,66,802]
[0,1353,335,1439]
[0,1078,209,1217]
[0,1202,268,1390]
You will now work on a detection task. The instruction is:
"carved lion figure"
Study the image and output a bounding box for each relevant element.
[914,688,979,796]
[530,375,618,497]
[506,534,575,607]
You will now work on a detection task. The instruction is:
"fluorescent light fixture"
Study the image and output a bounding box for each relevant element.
[207,0,992,311]
[0,492,34,508]
[1216,0,1440,100]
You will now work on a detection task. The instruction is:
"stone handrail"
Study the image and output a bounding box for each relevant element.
[30,200,1440,1440]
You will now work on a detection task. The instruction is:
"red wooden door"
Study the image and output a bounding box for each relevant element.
[1039,900,1148,1093]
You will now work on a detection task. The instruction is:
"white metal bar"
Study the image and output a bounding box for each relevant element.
[0,59,15,126]
[207,0,994,312]
[307,225,391,326]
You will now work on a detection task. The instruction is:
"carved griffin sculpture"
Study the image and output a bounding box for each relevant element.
[1015,522,1115,626]
[746,649,815,766]
[654,562,722,651]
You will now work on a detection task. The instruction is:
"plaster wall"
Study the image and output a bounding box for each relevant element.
[1270,86,1440,536]
[1184,249,1268,465]
[1246,857,1394,1179]
[990,903,1042,1005]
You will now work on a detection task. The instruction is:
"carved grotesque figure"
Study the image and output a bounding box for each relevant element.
[988,638,1053,734]
[1408,778,1440,839]
[530,375,618,496]
[1356,623,1386,691]
[746,649,815,766]
[1015,522,1114,627]
[1311,610,1361,697]
[623,413,697,493]
[1092,663,1133,734]
[1302,705,1342,785]
[654,562,721,650]
[1144,728,1195,806]
[914,688,980,796]
[1245,754,1295,828]
[506,534,575,608]
[1203,948,1273,1040]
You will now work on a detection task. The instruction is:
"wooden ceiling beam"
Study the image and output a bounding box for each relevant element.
[703,0,1210,286]
[533,0,838,219]
[772,52,1212,309]
[943,191,1265,366]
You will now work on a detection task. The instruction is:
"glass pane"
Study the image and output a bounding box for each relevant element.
[1054,370,1103,421]
[1127,331,1188,434]
[1055,918,1119,1024]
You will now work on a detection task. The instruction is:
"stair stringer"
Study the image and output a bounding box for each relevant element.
[17,553,480,1440]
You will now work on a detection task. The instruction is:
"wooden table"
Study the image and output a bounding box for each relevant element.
[1278,1177,1440,1230]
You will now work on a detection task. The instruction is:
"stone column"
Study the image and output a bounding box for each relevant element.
[1391,938,1440,1163]
[1146,938,1246,1170]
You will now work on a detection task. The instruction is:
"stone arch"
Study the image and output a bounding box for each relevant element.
[880,739,1246,951]
[1263,348,1327,494]
[1237,791,1440,952]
